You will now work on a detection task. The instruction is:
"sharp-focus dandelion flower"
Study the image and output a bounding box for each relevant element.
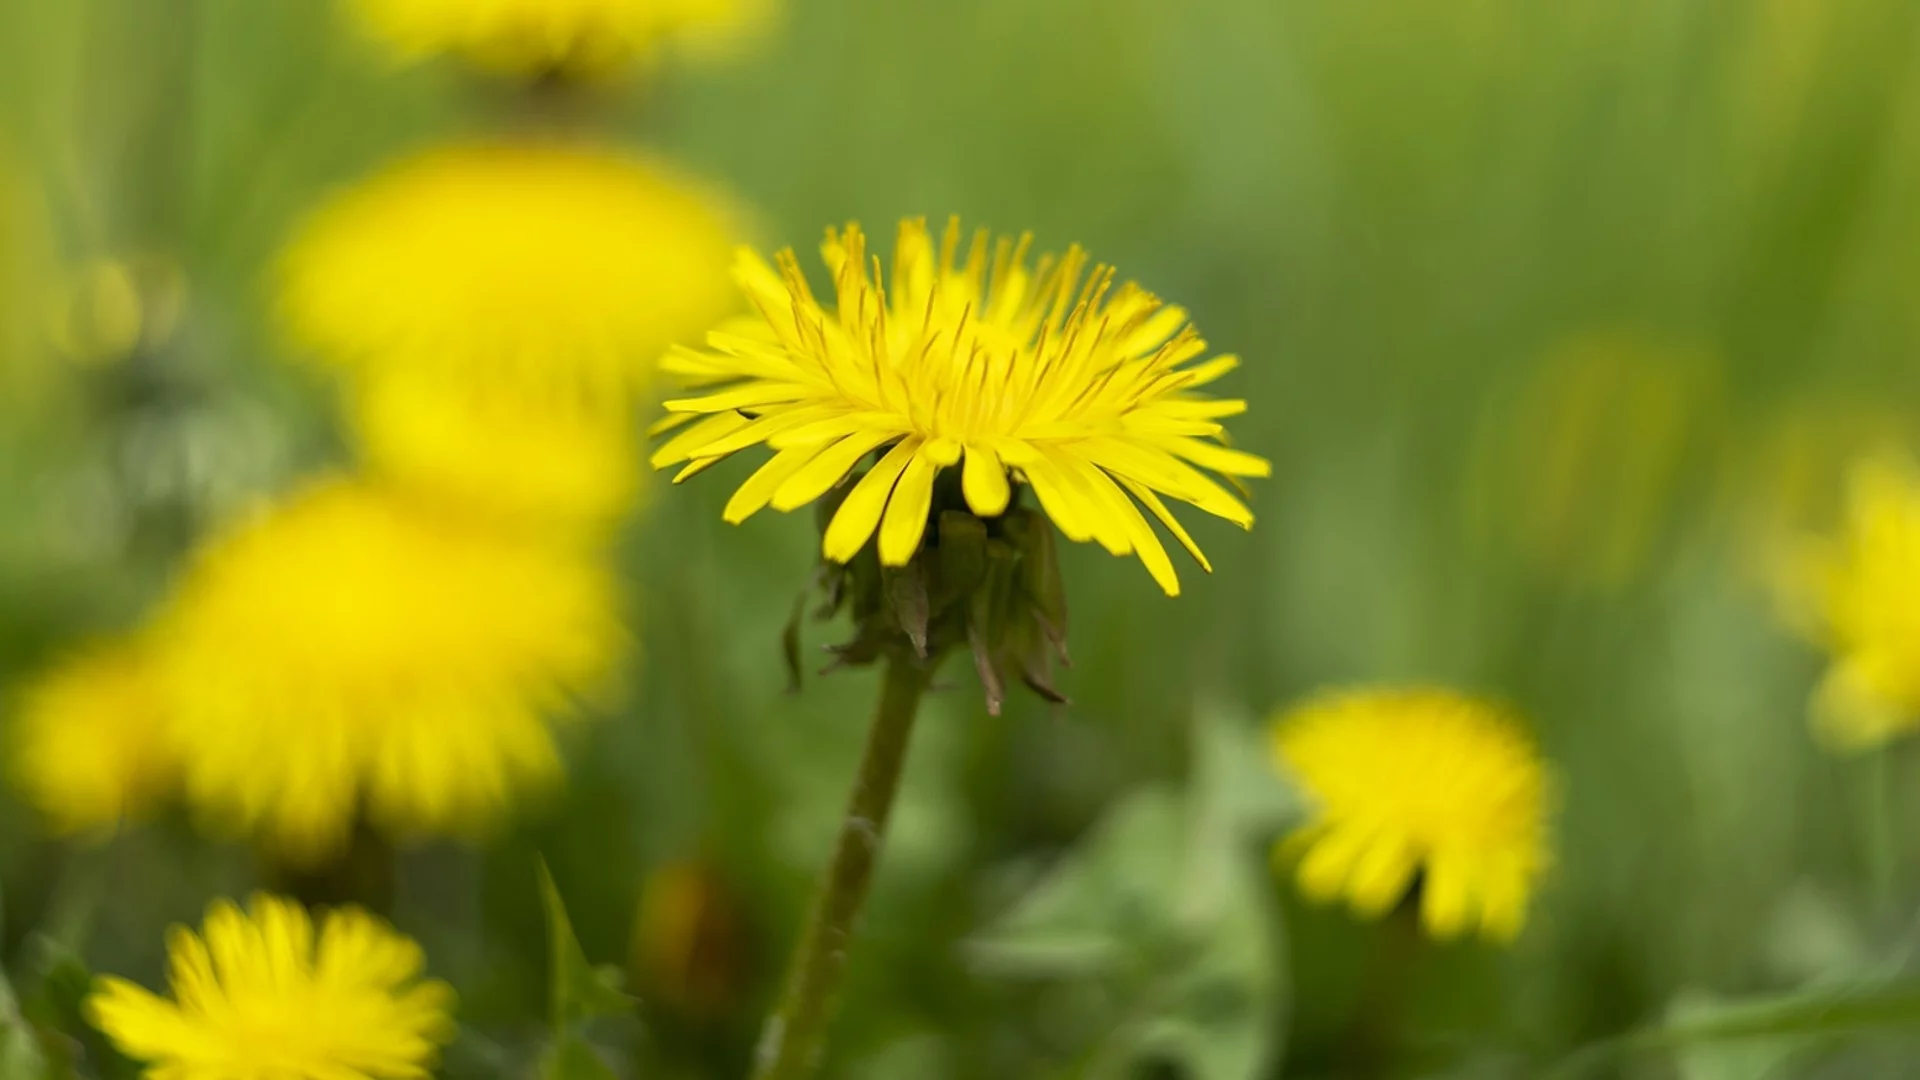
[280,142,738,407]
[1271,688,1553,943]
[351,369,642,533]
[10,641,173,835]
[153,477,625,860]
[653,218,1270,596]
[345,0,773,75]
[1784,455,1920,750]
[87,894,454,1080]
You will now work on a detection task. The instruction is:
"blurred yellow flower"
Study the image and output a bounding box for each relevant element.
[345,0,773,75]
[87,893,454,1080]
[153,477,625,860]
[1785,455,1920,750]
[1733,398,1915,585]
[1271,687,1553,943]
[280,142,738,406]
[10,641,173,835]
[351,369,642,533]
[653,218,1269,595]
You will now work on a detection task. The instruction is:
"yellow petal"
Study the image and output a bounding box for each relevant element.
[1117,477,1213,573]
[1179,354,1240,388]
[923,437,963,466]
[650,412,749,468]
[1074,460,1179,595]
[771,430,897,512]
[1346,837,1415,916]
[1083,438,1254,527]
[724,444,830,524]
[673,457,726,484]
[822,439,921,563]
[662,382,808,415]
[962,443,1012,517]
[878,451,942,566]
[1043,450,1130,556]
[1020,456,1096,544]
[1420,851,1475,941]
[1155,435,1272,478]
[1476,858,1531,943]
[690,406,848,461]
[1295,825,1370,905]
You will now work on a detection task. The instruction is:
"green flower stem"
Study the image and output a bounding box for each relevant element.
[752,654,935,1080]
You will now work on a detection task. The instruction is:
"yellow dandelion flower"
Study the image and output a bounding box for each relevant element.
[153,477,625,860]
[280,142,738,405]
[653,218,1270,596]
[87,893,454,1080]
[345,0,772,75]
[1271,687,1553,943]
[350,369,643,533]
[10,641,173,835]
[1787,455,1920,750]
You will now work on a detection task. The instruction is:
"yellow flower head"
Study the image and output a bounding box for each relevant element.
[280,143,738,407]
[10,641,173,835]
[87,894,454,1080]
[350,369,643,533]
[1271,687,1553,943]
[1787,455,1920,750]
[345,0,771,75]
[653,218,1269,595]
[153,477,625,860]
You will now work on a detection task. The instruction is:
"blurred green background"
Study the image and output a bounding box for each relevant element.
[7,0,1920,1077]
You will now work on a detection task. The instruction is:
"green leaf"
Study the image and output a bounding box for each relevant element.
[1130,849,1286,1080]
[967,709,1292,1080]
[1666,991,1806,1080]
[1551,979,1920,1079]
[537,860,634,1031]
[965,789,1187,978]
[0,968,52,1080]
[1649,980,1920,1044]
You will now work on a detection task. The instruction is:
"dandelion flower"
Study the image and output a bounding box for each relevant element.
[653,218,1269,596]
[350,369,642,532]
[1786,455,1920,750]
[152,477,625,860]
[87,893,454,1080]
[1271,687,1553,942]
[280,142,738,406]
[345,0,772,75]
[10,641,173,835]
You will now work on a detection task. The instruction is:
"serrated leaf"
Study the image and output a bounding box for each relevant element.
[1130,851,1285,1080]
[537,860,634,1030]
[966,790,1187,978]
[969,709,1290,1080]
